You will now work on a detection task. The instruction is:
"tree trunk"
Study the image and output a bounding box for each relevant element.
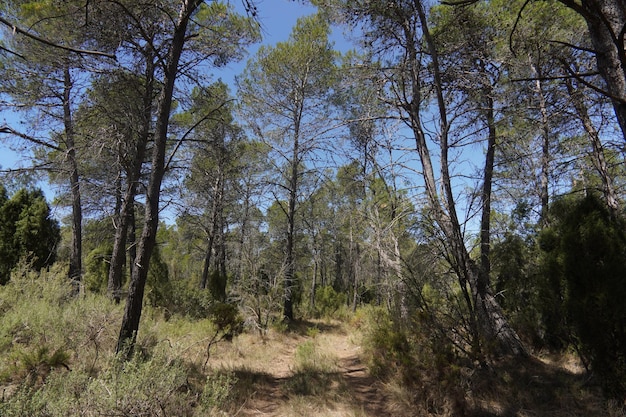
[283,89,304,322]
[529,60,551,227]
[63,64,82,289]
[559,0,626,141]
[414,0,526,357]
[564,74,620,213]
[283,144,298,321]
[200,228,215,290]
[108,54,154,303]
[200,177,221,289]
[116,0,201,358]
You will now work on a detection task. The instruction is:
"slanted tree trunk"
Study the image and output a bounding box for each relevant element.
[559,0,626,141]
[116,0,202,357]
[414,0,526,357]
[564,73,620,213]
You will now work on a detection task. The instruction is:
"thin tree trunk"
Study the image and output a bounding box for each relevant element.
[564,74,619,213]
[200,228,215,290]
[530,60,551,227]
[414,0,526,357]
[283,142,298,321]
[200,177,221,289]
[283,86,304,322]
[352,242,359,313]
[237,182,251,284]
[479,96,496,296]
[63,64,82,288]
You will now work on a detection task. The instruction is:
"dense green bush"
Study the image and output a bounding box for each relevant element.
[539,194,626,396]
[84,244,112,293]
[313,285,347,318]
[0,187,60,284]
[167,278,215,318]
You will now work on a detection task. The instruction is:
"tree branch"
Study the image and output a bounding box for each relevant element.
[0,125,62,151]
[0,43,25,59]
[0,16,117,60]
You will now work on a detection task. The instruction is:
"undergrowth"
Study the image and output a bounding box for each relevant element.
[1,266,624,417]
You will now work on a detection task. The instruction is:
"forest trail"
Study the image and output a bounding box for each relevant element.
[209,320,392,416]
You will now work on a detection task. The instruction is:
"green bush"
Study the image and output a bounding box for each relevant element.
[199,369,238,413]
[167,278,214,318]
[1,347,194,417]
[314,285,347,318]
[84,244,112,293]
[360,306,412,379]
[539,194,626,396]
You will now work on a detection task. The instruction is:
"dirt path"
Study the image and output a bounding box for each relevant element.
[227,321,391,417]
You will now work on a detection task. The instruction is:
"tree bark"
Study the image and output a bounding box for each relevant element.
[559,0,626,141]
[108,54,154,303]
[63,64,82,289]
[116,0,202,357]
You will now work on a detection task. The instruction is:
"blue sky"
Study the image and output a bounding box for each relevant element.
[0,0,326,194]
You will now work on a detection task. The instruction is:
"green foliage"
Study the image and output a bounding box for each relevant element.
[285,339,338,396]
[491,202,544,346]
[9,345,70,381]
[0,187,60,284]
[84,244,112,293]
[208,270,228,302]
[167,278,214,319]
[0,264,99,381]
[199,369,239,412]
[492,232,543,345]
[209,302,243,334]
[313,285,347,318]
[360,306,413,379]
[294,340,318,371]
[146,245,172,308]
[0,265,195,416]
[539,194,626,396]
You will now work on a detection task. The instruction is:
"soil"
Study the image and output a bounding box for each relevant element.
[223,320,391,416]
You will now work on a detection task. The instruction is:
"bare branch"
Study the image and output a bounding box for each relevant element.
[0,16,117,60]
[0,125,62,151]
[509,0,533,57]
[0,43,25,59]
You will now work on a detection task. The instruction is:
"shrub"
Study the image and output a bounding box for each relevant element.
[360,307,412,379]
[539,194,626,396]
[314,285,347,318]
[167,278,214,318]
[199,369,238,413]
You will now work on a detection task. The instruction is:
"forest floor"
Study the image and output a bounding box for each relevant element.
[203,319,625,417]
[205,320,392,416]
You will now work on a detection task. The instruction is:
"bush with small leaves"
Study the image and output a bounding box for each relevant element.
[314,285,347,319]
